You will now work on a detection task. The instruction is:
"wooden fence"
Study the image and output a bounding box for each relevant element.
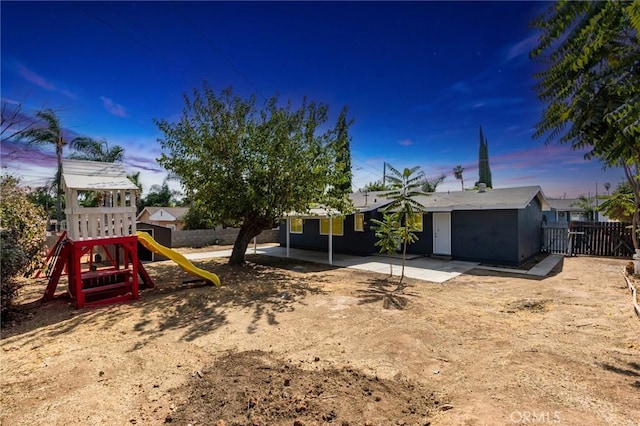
[542,221,635,257]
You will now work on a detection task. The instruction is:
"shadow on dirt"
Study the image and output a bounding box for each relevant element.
[1,255,327,347]
[599,361,640,388]
[354,276,417,310]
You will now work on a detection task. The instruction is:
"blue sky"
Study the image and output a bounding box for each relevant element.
[1,1,624,198]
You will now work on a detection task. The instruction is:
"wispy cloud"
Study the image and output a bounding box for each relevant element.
[16,63,78,99]
[451,81,473,94]
[506,34,538,61]
[466,97,525,110]
[124,155,163,172]
[397,138,413,146]
[100,96,128,118]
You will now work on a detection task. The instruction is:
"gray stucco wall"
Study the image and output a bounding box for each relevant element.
[517,198,544,262]
[451,210,520,265]
[278,212,379,255]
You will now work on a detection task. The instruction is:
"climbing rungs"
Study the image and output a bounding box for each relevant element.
[83,293,135,308]
[82,281,132,295]
[81,268,131,280]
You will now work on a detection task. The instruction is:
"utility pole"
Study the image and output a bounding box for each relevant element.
[382,162,386,186]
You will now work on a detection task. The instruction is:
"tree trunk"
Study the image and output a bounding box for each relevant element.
[56,147,62,230]
[622,161,640,250]
[228,219,267,265]
[398,222,408,291]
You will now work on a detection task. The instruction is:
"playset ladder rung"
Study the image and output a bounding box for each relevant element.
[82,281,132,295]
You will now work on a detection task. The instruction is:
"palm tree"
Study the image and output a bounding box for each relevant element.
[20,109,67,227]
[68,137,124,162]
[381,164,427,287]
[127,172,144,212]
[453,165,465,191]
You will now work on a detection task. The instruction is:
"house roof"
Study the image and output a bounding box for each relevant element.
[62,159,139,191]
[546,198,598,211]
[137,206,188,221]
[351,190,395,212]
[285,186,549,218]
[410,185,550,212]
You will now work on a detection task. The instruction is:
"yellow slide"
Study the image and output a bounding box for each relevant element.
[136,231,221,287]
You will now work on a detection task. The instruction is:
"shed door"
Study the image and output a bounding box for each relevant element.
[433,213,451,255]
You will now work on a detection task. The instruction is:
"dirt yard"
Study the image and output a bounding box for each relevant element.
[1,251,639,425]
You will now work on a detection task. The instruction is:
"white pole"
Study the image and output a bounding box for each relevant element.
[329,216,333,265]
[286,217,290,258]
[253,236,257,254]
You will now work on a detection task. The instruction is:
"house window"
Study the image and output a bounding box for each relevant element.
[290,217,303,234]
[320,217,344,236]
[354,213,364,232]
[409,213,423,231]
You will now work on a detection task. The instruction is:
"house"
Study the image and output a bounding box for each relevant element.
[279,185,550,266]
[136,207,188,230]
[545,198,606,222]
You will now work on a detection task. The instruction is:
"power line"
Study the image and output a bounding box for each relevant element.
[73,2,159,57]
[171,1,267,101]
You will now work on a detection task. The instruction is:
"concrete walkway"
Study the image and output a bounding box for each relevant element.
[182,245,563,283]
[183,244,478,284]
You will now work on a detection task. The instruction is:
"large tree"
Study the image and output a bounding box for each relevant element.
[155,84,352,264]
[421,173,446,193]
[531,1,640,248]
[599,181,635,223]
[1,176,47,320]
[329,107,353,194]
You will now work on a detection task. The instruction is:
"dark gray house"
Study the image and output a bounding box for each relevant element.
[279,185,550,266]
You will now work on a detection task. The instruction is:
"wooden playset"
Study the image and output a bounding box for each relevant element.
[41,160,154,308]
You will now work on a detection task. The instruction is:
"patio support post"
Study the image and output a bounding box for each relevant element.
[286,217,290,258]
[329,215,333,265]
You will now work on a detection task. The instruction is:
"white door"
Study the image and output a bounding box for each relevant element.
[433,212,451,255]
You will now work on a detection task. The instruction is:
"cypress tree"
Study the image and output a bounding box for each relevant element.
[477,126,493,188]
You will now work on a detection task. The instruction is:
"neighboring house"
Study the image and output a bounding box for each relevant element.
[279,186,550,266]
[136,207,188,230]
[545,198,607,222]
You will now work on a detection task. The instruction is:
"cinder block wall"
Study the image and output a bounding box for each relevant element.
[45,229,279,250]
[171,228,279,248]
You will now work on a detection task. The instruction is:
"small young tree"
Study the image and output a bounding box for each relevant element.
[371,212,402,277]
[1,176,47,321]
[382,164,427,285]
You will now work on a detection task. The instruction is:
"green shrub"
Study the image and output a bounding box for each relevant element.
[1,176,47,321]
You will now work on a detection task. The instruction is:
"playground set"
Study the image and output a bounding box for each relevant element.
[40,160,220,309]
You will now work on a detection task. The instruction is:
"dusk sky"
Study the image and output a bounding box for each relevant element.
[1,1,625,198]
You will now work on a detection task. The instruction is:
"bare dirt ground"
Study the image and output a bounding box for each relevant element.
[1,251,639,426]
